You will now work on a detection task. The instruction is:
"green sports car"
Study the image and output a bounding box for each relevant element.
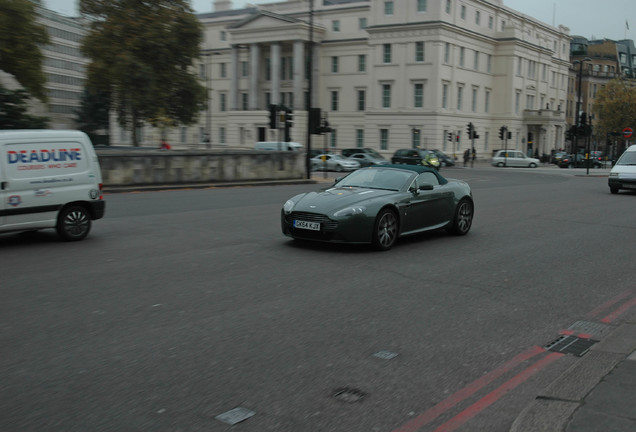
[281,165,473,250]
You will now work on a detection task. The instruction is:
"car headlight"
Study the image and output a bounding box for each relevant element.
[334,206,366,217]
[283,199,295,214]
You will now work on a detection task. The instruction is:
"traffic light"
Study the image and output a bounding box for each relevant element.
[309,108,321,134]
[498,126,505,140]
[284,108,293,142]
[580,112,587,127]
[268,104,277,129]
[447,132,453,142]
[467,123,474,138]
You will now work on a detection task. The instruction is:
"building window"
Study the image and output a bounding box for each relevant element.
[332,20,340,32]
[488,16,493,29]
[475,10,480,25]
[471,87,477,112]
[484,131,489,150]
[241,61,248,77]
[220,63,226,78]
[485,90,490,113]
[219,127,226,145]
[241,93,248,110]
[180,127,187,144]
[460,5,466,19]
[444,43,450,63]
[358,54,366,72]
[382,84,391,108]
[220,31,226,41]
[417,0,427,12]
[517,57,523,76]
[384,1,394,16]
[331,56,339,73]
[415,42,425,62]
[526,94,535,110]
[515,91,521,114]
[442,83,449,108]
[281,57,287,80]
[487,54,492,73]
[457,86,463,111]
[199,63,206,80]
[356,129,364,147]
[220,93,226,112]
[414,83,424,108]
[359,17,367,29]
[380,129,389,150]
[412,129,421,148]
[330,129,337,148]
[459,47,465,67]
[473,51,479,70]
[445,0,451,14]
[383,44,392,63]
[331,91,339,111]
[501,20,506,31]
[357,90,366,111]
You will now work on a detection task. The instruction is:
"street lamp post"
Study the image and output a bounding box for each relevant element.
[573,57,591,157]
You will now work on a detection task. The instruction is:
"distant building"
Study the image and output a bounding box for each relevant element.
[110,0,572,158]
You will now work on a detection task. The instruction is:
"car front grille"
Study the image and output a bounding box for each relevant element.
[287,212,338,230]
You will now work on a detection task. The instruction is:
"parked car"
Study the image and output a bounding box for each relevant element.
[608,145,636,194]
[391,149,441,169]
[347,153,389,167]
[590,151,605,163]
[311,154,360,172]
[558,154,602,168]
[431,149,456,167]
[491,150,540,168]
[341,148,382,158]
[281,165,474,250]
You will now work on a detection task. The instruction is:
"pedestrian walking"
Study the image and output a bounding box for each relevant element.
[463,149,470,167]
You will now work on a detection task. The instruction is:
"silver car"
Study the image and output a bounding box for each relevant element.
[311,154,361,172]
[491,150,540,168]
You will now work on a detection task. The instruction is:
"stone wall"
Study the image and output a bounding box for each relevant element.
[96,150,305,186]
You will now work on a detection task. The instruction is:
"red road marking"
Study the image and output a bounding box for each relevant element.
[600,297,636,323]
[431,352,564,432]
[586,290,633,319]
[391,346,545,432]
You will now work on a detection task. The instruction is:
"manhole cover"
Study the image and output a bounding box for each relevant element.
[373,350,398,360]
[332,387,366,403]
[215,407,255,425]
[545,335,598,357]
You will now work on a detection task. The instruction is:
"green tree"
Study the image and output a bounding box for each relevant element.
[0,0,49,101]
[75,87,111,144]
[0,86,49,128]
[594,78,636,141]
[80,0,206,146]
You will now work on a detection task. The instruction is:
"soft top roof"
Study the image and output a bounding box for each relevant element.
[368,164,448,185]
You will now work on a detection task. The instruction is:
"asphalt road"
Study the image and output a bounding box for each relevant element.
[2,166,635,432]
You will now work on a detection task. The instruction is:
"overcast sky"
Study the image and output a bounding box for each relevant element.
[44,0,634,41]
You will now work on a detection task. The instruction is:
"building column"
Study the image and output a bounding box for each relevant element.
[249,43,260,110]
[311,44,320,108]
[271,42,281,106]
[293,40,304,110]
[230,45,239,110]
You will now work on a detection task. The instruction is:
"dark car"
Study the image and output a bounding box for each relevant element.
[341,148,382,158]
[391,149,440,169]
[552,151,567,165]
[558,154,602,168]
[281,165,474,250]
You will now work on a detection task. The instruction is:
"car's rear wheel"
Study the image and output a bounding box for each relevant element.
[496,162,504,167]
[447,198,473,236]
[56,205,91,241]
[372,208,398,251]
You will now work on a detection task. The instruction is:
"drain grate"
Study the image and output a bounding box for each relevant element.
[332,387,366,403]
[545,335,598,357]
[215,407,255,425]
[567,320,612,338]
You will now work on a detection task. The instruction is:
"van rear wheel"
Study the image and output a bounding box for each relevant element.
[57,205,91,241]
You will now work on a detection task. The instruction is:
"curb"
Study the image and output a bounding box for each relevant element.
[103,178,317,193]
[509,323,636,432]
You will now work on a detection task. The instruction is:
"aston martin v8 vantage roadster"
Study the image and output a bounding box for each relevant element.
[281,165,473,250]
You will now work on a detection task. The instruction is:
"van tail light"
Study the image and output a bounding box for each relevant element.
[99,183,103,200]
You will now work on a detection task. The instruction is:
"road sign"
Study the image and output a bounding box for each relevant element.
[623,127,633,138]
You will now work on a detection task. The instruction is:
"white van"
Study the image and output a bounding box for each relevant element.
[608,145,636,194]
[254,141,303,151]
[0,130,105,240]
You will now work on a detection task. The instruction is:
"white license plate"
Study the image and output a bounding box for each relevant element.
[624,184,636,189]
[294,220,320,230]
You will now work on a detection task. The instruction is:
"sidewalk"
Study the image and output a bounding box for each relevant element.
[510,309,636,432]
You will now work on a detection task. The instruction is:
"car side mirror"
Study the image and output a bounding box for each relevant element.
[419,184,434,191]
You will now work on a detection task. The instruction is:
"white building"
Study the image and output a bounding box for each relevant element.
[112,0,571,158]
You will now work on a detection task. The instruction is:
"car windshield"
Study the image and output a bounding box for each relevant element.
[616,152,636,165]
[335,168,412,191]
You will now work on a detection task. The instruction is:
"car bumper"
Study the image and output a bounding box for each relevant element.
[608,178,636,191]
[281,210,373,244]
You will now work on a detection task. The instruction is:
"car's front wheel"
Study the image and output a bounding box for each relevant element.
[446,198,473,235]
[56,205,91,241]
[529,163,537,168]
[496,162,504,167]
[372,208,398,251]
